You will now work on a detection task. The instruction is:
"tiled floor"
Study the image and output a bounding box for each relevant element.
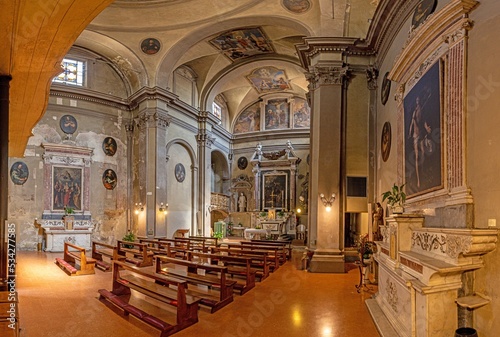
[12,251,380,337]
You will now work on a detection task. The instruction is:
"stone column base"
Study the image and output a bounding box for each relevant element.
[308,249,345,273]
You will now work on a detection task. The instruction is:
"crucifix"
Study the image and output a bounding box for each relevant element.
[269,189,276,208]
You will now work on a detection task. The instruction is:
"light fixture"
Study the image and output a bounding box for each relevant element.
[319,193,336,212]
[135,202,143,215]
[159,202,168,215]
[297,207,302,214]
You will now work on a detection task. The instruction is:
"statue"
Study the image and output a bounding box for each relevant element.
[238,192,247,212]
[373,202,384,240]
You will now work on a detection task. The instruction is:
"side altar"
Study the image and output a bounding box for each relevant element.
[39,143,94,252]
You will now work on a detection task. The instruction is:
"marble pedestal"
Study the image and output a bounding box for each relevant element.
[308,249,345,273]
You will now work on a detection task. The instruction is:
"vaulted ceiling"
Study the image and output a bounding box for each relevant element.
[2,0,378,156]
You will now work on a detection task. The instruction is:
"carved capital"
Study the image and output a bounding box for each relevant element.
[135,110,171,130]
[307,65,351,88]
[366,66,379,90]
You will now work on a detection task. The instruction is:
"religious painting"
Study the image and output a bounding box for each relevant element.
[141,38,161,55]
[102,137,117,156]
[411,0,437,29]
[265,99,289,130]
[404,61,442,196]
[10,161,29,185]
[262,172,288,210]
[233,102,261,134]
[52,166,83,211]
[237,157,248,170]
[282,0,311,14]
[102,169,117,190]
[209,27,274,62]
[381,72,391,105]
[60,115,77,134]
[175,163,186,182]
[246,66,291,93]
[293,97,310,128]
[381,122,391,162]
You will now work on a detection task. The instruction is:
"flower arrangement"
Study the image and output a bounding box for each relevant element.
[226,222,234,236]
[381,183,406,213]
[63,206,75,215]
[357,234,374,259]
[122,231,136,248]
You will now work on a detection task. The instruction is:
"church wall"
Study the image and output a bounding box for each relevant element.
[372,0,500,335]
[466,1,500,335]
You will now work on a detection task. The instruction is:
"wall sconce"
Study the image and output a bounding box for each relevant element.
[159,202,168,215]
[135,202,143,215]
[319,193,336,212]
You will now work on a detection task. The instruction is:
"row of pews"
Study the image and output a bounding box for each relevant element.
[53,236,292,336]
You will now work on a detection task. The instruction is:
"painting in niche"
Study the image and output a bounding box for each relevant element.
[282,0,311,13]
[102,137,117,156]
[52,166,82,211]
[404,61,442,196]
[262,173,288,210]
[246,66,291,93]
[209,27,274,61]
[381,122,391,162]
[233,102,261,134]
[292,97,310,128]
[411,0,437,29]
[265,99,289,130]
[60,115,77,134]
[10,161,29,185]
[102,169,117,190]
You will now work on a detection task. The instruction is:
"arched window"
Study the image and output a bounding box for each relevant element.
[53,58,85,86]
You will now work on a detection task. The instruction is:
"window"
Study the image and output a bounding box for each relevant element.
[212,102,222,119]
[53,58,85,86]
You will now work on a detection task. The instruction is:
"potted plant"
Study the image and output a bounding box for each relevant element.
[381,183,406,214]
[122,231,136,248]
[63,206,75,230]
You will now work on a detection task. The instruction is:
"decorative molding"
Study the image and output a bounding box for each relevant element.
[386,279,399,313]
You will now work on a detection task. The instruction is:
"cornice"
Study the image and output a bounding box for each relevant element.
[50,86,130,111]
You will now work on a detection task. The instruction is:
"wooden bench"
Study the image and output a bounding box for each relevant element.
[155,255,236,313]
[220,242,281,272]
[239,241,287,266]
[138,238,172,256]
[55,242,96,276]
[91,241,124,271]
[209,247,271,281]
[248,239,292,261]
[186,251,256,295]
[98,261,200,337]
[117,240,154,267]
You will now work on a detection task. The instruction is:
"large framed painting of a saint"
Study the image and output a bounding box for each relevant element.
[52,166,83,211]
[265,99,289,130]
[262,172,288,210]
[404,61,442,196]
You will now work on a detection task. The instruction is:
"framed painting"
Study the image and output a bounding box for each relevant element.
[381,72,391,105]
[10,161,29,185]
[52,166,83,211]
[102,169,117,190]
[404,61,442,196]
[293,97,310,128]
[412,0,437,29]
[102,137,117,156]
[60,115,77,134]
[381,122,391,162]
[282,0,311,14]
[233,103,261,134]
[141,38,161,55]
[209,27,274,61]
[262,172,288,210]
[265,99,289,130]
[246,66,291,93]
[175,163,186,182]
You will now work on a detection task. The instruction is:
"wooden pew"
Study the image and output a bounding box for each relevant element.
[98,261,200,337]
[219,242,281,272]
[155,255,236,313]
[138,238,172,256]
[186,251,256,295]
[116,240,154,267]
[239,241,288,265]
[248,239,292,260]
[209,247,271,281]
[91,241,124,271]
[55,242,96,276]
[189,236,219,247]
